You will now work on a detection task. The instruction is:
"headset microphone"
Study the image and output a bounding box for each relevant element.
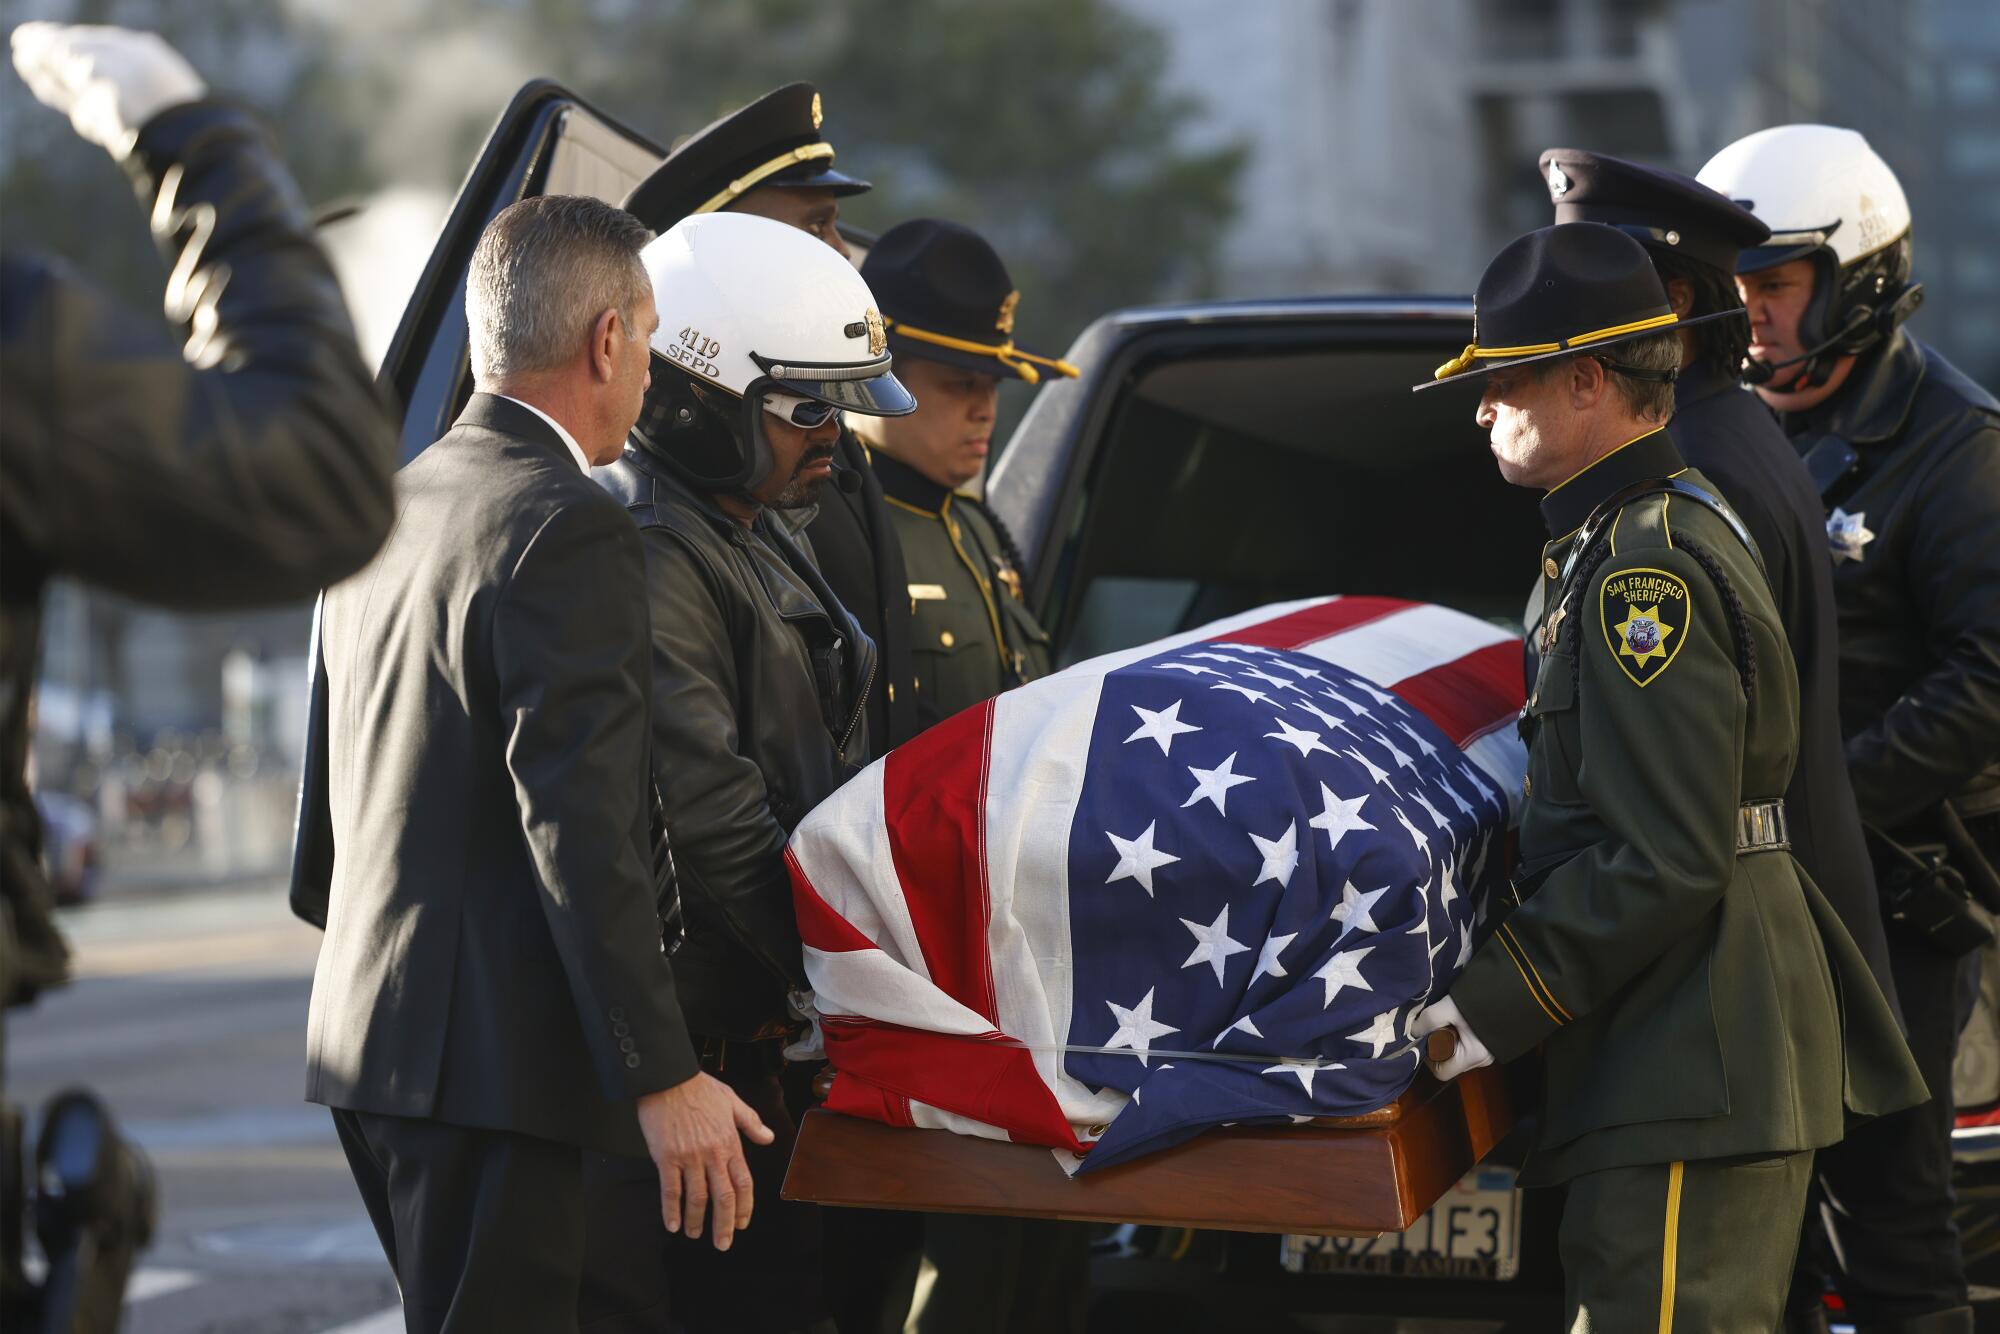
[829,461,863,494]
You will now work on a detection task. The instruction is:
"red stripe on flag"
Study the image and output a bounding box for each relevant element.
[821,1016,1085,1152]
[1209,596,1414,650]
[881,699,1001,1024]
[787,847,878,954]
[1389,640,1526,748]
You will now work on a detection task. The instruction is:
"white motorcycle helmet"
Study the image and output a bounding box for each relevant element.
[1696,124,1922,386]
[632,212,916,492]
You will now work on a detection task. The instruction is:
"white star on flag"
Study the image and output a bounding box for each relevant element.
[1352,678,1401,708]
[1275,660,1325,682]
[1106,821,1179,896]
[1266,717,1334,759]
[1342,747,1391,785]
[1159,662,1220,678]
[1412,788,1450,830]
[1243,666,1299,693]
[1392,804,1430,853]
[1375,731,1415,770]
[1319,686,1366,717]
[1184,751,1256,815]
[1331,879,1389,935]
[1104,988,1179,1065]
[1314,945,1376,1007]
[1397,721,1440,760]
[1264,1058,1342,1097]
[1248,821,1300,888]
[1437,854,1461,909]
[1455,921,1475,968]
[1125,699,1201,756]
[1346,1008,1402,1058]
[1179,904,1252,985]
[1211,681,1272,705]
[1213,1015,1264,1047]
[1309,783,1375,851]
[1190,651,1253,667]
[1289,698,1346,731]
[1442,775,1478,817]
[1251,930,1297,983]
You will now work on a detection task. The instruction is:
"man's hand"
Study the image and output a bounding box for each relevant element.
[10,22,206,158]
[1413,996,1495,1082]
[635,1072,775,1252]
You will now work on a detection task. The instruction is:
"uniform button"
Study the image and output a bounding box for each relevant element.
[940,630,955,648]
[1543,557,1559,579]
[609,1007,626,1023]
[613,1022,630,1037]
[1523,774,1533,796]
[887,683,896,703]
[619,1037,637,1053]
[625,1053,642,1069]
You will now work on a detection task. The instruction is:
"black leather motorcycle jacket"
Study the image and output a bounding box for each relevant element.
[597,443,876,1038]
[1782,330,2000,827]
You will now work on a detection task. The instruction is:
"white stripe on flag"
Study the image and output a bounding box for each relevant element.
[793,763,937,989]
[1290,602,1515,687]
[803,944,991,1033]
[983,674,1134,1131]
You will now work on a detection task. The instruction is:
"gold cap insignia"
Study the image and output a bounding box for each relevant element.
[811,93,823,129]
[996,290,1020,335]
[865,307,886,356]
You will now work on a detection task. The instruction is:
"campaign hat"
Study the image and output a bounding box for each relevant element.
[1414,222,1739,392]
[622,82,869,230]
[860,219,1078,385]
[1539,147,1770,274]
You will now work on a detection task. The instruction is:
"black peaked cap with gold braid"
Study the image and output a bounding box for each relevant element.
[622,82,869,231]
[1413,222,1741,393]
[860,219,1078,386]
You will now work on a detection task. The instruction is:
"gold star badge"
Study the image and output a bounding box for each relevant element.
[811,93,823,129]
[1598,566,1691,686]
[996,289,1020,335]
[864,307,886,356]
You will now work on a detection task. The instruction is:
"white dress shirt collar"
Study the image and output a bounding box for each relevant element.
[497,395,591,474]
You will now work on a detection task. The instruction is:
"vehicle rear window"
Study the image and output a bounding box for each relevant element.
[1050,341,1545,665]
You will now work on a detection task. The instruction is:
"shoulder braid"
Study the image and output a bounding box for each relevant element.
[1561,532,1755,701]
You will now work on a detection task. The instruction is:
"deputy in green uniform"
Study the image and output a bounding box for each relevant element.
[853,219,1085,1334]
[851,219,1072,732]
[1410,223,1923,1331]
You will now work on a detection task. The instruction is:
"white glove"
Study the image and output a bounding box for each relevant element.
[1412,996,1495,1082]
[11,21,206,158]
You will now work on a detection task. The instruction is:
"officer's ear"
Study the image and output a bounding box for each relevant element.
[1564,353,1608,411]
[1664,277,1696,318]
[587,306,621,385]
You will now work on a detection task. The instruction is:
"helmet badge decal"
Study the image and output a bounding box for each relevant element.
[865,307,886,355]
[811,93,824,129]
[996,289,1020,335]
[1547,161,1570,197]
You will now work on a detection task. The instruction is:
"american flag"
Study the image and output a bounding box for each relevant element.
[786,596,1527,1172]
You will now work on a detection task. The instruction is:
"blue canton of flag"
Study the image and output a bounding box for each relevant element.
[1064,639,1507,1171]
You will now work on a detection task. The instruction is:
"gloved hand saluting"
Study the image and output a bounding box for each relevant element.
[11,21,206,158]
[1412,995,1495,1082]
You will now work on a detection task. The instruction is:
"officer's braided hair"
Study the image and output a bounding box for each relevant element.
[1651,251,1752,384]
[1562,534,1756,701]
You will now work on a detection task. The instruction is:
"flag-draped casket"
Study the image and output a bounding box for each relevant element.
[786,596,1527,1172]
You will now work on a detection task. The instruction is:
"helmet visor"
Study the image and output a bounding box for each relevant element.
[751,351,918,418]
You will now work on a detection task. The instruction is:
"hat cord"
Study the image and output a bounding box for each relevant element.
[883,317,1080,386]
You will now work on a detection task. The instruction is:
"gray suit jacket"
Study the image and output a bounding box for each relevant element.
[305,394,696,1154]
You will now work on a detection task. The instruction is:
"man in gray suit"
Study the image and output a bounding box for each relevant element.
[305,196,771,1332]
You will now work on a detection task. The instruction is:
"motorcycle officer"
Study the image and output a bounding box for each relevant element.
[1701,124,2000,1334]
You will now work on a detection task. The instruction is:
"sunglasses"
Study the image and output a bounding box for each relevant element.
[762,391,841,429]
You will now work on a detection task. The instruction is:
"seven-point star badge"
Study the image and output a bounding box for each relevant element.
[1826,508,1875,563]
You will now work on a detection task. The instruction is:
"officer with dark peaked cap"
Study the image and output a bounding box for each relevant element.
[623,82,869,253]
[1411,223,1922,1329]
[1538,149,1901,1020]
[622,81,925,766]
[856,219,1073,740]
[851,219,1083,1334]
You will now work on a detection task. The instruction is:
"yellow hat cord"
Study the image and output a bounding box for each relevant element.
[1432,311,1681,381]
[883,318,1081,386]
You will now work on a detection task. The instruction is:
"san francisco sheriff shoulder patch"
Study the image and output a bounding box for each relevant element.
[1598,566,1692,687]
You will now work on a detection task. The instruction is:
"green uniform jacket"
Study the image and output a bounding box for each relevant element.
[872,452,1053,729]
[1449,429,1923,1186]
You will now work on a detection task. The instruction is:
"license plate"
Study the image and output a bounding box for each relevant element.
[1279,1167,1521,1280]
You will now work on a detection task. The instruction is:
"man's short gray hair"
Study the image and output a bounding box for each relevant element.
[1529,328,1682,424]
[465,195,653,383]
